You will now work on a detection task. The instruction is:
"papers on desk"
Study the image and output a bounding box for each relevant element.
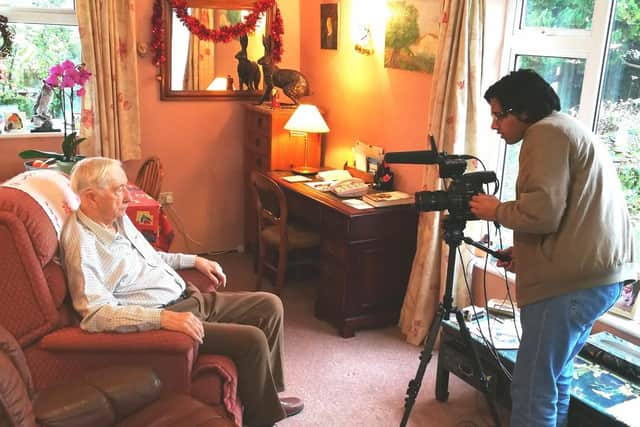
[316,169,352,181]
[353,141,383,172]
[305,181,334,192]
[341,198,372,210]
[282,175,312,183]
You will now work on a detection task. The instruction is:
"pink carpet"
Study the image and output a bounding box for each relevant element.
[217,251,511,427]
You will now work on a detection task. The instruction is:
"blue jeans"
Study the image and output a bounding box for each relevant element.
[510,282,623,427]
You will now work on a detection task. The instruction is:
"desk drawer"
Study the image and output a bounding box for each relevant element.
[246,110,272,135]
[246,130,270,156]
[244,148,269,172]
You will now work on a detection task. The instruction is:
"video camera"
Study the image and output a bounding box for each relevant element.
[384,135,499,221]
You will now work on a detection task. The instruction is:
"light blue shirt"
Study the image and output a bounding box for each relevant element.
[60,209,196,333]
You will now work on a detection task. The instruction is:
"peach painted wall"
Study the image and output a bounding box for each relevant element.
[0,0,436,253]
[127,0,300,254]
[299,0,434,193]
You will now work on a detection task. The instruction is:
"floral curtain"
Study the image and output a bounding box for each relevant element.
[183,8,216,90]
[76,0,142,161]
[399,0,485,346]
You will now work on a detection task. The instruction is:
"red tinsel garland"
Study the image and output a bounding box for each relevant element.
[151,0,284,67]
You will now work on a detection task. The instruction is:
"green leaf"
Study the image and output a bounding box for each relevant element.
[18,150,65,161]
[61,132,87,162]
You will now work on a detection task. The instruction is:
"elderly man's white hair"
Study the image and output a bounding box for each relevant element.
[70,157,124,194]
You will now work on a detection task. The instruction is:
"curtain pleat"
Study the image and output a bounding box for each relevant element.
[76,0,141,161]
[183,8,216,90]
[399,0,485,345]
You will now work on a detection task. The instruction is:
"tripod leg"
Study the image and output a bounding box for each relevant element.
[399,304,447,427]
[454,310,502,427]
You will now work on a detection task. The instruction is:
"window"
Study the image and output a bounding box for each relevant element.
[0,0,79,125]
[495,0,640,262]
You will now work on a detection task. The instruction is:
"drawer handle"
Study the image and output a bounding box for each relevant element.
[255,138,261,147]
[256,158,262,168]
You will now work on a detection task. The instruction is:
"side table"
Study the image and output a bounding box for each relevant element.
[438,318,640,426]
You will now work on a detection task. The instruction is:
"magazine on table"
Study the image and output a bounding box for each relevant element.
[465,316,522,350]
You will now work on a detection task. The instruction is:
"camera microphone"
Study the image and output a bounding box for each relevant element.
[384,134,475,166]
[384,150,439,165]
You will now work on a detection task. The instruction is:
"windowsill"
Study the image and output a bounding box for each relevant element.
[0,129,63,139]
[471,257,640,345]
[595,313,640,345]
[0,119,66,140]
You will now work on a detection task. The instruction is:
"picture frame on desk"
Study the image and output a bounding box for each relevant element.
[609,280,640,320]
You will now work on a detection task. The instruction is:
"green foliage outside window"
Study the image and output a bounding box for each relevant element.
[523,1,640,221]
[0,10,80,121]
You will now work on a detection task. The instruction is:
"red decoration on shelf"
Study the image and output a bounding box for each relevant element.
[151,0,284,67]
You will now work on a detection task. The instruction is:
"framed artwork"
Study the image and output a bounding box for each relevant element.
[320,3,338,50]
[609,281,640,320]
[384,0,440,72]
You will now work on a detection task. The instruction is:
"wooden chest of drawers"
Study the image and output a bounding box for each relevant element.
[243,104,321,252]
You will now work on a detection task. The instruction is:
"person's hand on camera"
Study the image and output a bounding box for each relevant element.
[469,194,500,221]
[160,310,204,343]
[496,247,515,272]
[195,256,227,289]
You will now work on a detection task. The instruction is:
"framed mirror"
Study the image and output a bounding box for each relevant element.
[160,0,273,100]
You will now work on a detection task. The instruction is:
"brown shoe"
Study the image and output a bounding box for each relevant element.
[279,396,304,417]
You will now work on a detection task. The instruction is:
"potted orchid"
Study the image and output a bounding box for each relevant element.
[19,60,92,173]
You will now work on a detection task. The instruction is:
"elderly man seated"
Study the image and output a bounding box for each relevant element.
[60,157,303,427]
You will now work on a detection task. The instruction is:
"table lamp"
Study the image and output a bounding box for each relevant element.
[284,104,329,175]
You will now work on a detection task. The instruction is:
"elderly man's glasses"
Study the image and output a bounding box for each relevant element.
[491,109,513,121]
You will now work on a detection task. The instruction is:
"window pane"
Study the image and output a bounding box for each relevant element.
[7,0,75,9]
[515,55,585,112]
[0,22,80,121]
[595,0,640,260]
[522,0,595,30]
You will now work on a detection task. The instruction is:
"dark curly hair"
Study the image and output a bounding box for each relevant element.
[484,69,560,123]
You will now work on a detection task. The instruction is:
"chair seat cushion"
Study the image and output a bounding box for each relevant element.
[261,224,320,249]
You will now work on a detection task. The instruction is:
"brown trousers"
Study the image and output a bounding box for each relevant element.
[166,285,286,426]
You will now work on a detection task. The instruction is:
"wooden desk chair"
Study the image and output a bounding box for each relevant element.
[135,156,163,200]
[250,170,321,295]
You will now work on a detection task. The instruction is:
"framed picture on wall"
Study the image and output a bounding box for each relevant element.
[384,0,440,72]
[609,280,640,320]
[320,3,338,50]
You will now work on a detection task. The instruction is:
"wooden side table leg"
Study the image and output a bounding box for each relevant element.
[436,353,450,402]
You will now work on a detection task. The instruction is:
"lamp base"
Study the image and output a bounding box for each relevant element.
[291,166,319,175]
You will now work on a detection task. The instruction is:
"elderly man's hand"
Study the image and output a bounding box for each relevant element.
[195,256,227,289]
[160,310,204,343]
[469,194,501,221]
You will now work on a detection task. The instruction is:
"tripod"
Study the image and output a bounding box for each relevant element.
[399,216,505,427]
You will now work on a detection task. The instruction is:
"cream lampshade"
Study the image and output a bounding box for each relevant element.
[284,104,329,175]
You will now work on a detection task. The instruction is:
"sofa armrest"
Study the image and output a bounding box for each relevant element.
[39,327,196,353]
[34,366,161,427]
[192,355,242,427]
[178,268,216,293]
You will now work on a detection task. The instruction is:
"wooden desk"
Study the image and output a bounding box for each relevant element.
[268,171,418,337]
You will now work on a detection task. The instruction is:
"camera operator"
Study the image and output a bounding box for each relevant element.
[469,69,636,427]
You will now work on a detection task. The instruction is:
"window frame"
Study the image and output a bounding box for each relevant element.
[0,2,79,138]
[1,2,77,26]
[501,0,615,128]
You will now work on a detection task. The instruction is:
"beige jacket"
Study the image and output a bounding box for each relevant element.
[495,112,636,306]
